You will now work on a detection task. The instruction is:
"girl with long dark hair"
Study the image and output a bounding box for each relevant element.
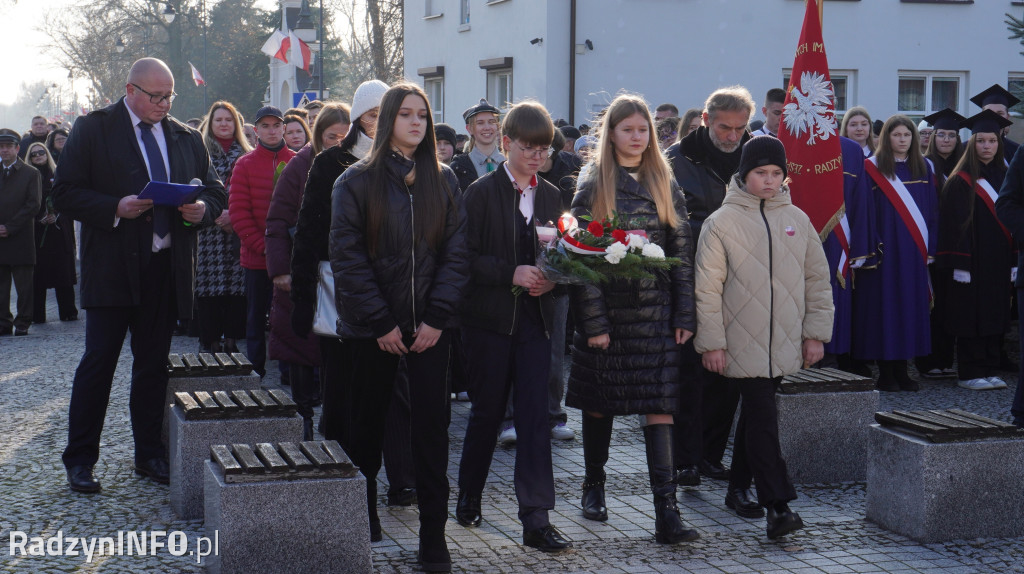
[329,82,468,572]
[937,109,1013,391]
[854,115,938,390]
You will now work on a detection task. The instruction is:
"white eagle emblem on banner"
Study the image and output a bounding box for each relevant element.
[783,71,837,145]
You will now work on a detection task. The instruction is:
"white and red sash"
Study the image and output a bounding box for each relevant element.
[865,158,929,264]
[834,213,851,280]
[957,172,1013,245]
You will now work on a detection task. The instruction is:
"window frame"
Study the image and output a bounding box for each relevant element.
[424,77,444,124]
[896,71,966,118]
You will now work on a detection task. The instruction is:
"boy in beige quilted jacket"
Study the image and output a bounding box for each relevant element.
[694,136,833,540]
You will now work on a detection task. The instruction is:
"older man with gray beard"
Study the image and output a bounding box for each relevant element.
[665,85,760,519]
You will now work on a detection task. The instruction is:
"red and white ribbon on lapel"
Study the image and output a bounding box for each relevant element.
[958,172,1013,245]
[865,157,929,264]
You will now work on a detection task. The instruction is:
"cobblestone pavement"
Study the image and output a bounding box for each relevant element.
[2,288,1023,573]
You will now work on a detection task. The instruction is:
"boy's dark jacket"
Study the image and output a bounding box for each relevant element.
[461,164,562,335]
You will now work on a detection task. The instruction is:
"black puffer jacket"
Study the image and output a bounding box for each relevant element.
[462,165,563,335]
[291,145,361,308]
[329,151,469,339]
[566,167,696,415]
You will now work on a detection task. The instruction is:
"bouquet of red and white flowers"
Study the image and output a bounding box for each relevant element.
[535,212,682,284]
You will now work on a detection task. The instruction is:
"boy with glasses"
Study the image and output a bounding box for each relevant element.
[455,100,573,553]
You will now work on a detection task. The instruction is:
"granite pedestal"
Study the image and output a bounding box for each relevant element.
[162,373,262,444]
[776,390,879,483]
[169,405,303,519]
[866,424,1024,542]
[204,443,371,574]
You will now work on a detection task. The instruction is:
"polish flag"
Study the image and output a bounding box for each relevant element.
[289,31,312,72]
[189,62,205,86]
[778,0,843,238]
[260,30,290,63]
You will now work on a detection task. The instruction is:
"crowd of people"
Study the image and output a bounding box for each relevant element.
[4,55,1024,573]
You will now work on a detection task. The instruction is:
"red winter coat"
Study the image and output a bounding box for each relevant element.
[228,143,296,270]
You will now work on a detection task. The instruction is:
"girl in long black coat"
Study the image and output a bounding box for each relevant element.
[567,94,698,544]
[328,83,468,573]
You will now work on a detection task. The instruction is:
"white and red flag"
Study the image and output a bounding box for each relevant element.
[260,30,290,63]
[189,62,205,86]
[288,31,312,72]
[778,0,843,239]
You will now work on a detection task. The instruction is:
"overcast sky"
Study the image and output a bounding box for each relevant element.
[1,0,280,105]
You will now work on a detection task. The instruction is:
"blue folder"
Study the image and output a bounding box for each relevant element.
[137,181,204,206]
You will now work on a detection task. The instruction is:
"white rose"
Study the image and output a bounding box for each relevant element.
[626,233,647,252]
[605,241,628,264]
[641,243,665,259]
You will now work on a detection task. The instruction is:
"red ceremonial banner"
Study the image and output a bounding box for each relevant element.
[777,0,844,239]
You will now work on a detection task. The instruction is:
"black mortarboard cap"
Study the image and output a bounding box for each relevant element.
[961,109,1013,135]
[462,98,501,124]
[970,84,1021,109]
[922,108,965,132]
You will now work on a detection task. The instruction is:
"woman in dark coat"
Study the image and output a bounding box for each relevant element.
[28,142,77,322]
[567,94,698,543]
[290,81,385,444]
[194,101,251,353]
[265,103,350,439]
[329,82,468,572]
[937,109,1014,391]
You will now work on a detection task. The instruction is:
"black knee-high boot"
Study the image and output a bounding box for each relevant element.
[581,412,613,521]
[644,424,699,544]
[876,360,900,392]
[893,359,919,391]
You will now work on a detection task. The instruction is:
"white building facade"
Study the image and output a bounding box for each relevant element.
[404,0,1024,130]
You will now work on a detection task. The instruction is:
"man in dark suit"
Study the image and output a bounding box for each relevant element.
[0,128,42,336]
[52,58,227,493]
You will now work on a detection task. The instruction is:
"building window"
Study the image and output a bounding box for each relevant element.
[460,0,470,24]
[424,0,442,19]
[425,78,444,124]
[1008,74,1024,116]
[782,70,854,114]
[479,57,513,109]
[897,72,964,116]
[487,70,512,109]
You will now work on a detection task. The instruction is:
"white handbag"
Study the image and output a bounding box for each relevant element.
[313,261,341,338]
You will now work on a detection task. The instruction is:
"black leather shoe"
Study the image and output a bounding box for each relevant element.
[387,487,417,506]
[523,525,573,552]
[67,465,101,493]
[455,491,482,527]
[14,327,28,336]
[302,417,314,441]
[698,459,730,481]
[134,458,170,484]
[417,530,451,572]
[725,487,764,518]
[675,465,701,487]
[766,504,804,539]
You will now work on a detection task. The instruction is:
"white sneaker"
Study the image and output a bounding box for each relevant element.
[498,425,517,446]
[958,378,996,390]
[986,377,1008,389]
[551,423,575,440]
[456,391,470,401]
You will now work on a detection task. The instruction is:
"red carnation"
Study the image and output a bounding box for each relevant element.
[587,221,605,237]
[611,229,627,243]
